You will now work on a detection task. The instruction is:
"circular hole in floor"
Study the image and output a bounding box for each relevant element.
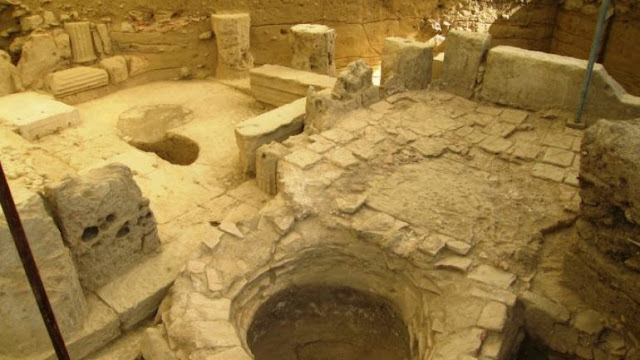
[247,285,411,360]
[131,133,200,165]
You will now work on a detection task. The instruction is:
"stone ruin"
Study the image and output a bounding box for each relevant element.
[1,1,640,360]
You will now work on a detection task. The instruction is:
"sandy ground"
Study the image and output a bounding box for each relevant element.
[1,80,267,226]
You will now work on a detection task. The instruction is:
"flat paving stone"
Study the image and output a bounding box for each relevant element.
[435,256,473,272]
[532,163,565,183]
[512,142,542,161]
[542,133,575,150]
[476,301,508,331]
[346,139,377,160]
[307,135,335,153]
[325,147,359,168]
[412,137,448,157]
[284,149,322,169]
[468,264,516,289]
[499,109,529,124]
[321,128,355,144]
[479,135,513,154]
[542,147,575,167]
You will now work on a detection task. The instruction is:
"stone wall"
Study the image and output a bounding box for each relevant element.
[564,119,640,335]
[551,0,640,96]
[2,0,563,85]
[5,0,640,97]
[480,45,640,122]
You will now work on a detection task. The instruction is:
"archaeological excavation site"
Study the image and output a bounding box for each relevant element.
[2,0,640,359]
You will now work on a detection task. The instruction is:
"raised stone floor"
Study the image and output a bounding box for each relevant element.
[2,82,633,360]
[146,89,633,360]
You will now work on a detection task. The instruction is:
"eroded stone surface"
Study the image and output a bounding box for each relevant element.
[211,14,253,79]
[0,188,86,357]
[381,37,433,96]
[44,163,160,289]
[146,88,607,360]
[291,24,336,76]
[441,30,491,98]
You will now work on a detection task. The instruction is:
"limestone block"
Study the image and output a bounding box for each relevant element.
[64,21,97,63]
[17,32,63,88]
[53,29,72,59]
[211,13,253,79]
[0,91,80,140]
[0,187,86,357]
[43,11,59,27]
[44,163,161,290]
[0,50,22,96]
[20,14,43,32]
[441,30,491,98]
[306,61,379,132]
[250,64,336,106]
[96,23,113,55]
[481,46,640,120]
[100,55,129,84]
[235,98,306,175]
[45,66,109,97]
[125,55,150,76]
[381,37,433,95]
[141,327,177,360]
[332,60,374,101]
[256,142,289,195]
[291,24,336,76]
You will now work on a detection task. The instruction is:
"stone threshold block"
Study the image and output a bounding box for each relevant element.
[45,66,109,98]
[0,91,80,140]
[235,98,306,175]
[250,64,336,107]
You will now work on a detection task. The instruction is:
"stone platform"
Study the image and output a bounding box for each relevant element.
[142,89,637,360]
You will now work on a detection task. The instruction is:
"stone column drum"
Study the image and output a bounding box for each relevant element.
[64,21,97,63]
[291,24,336,76]
[210,13,254,79]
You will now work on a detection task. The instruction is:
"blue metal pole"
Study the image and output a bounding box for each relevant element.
[575,0,612,124]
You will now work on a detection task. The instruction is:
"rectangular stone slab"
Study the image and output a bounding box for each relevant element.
[0,91,80,140]
[235,97,306,174]
[250,64,336,106]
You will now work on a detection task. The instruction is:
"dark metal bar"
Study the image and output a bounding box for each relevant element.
[575,0,612,124]
[0,161,71,360]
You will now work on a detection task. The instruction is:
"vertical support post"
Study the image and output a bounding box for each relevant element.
[575,0,612,124]
[0,162,71,360]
